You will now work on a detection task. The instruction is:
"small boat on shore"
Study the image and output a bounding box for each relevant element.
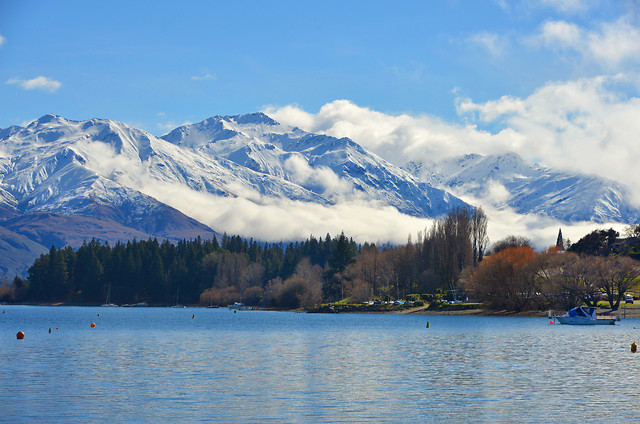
[551,306,620,325]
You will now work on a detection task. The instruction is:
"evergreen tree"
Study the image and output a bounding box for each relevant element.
[556,228,564,250]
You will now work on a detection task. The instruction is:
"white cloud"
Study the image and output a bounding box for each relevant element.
[469,32,507,57]
[74,134,431,245]
[264,100,504,166]
[265,74,640,216]
[587,20,640,65]
[0,34,6,47]
[494,0,509,11]
[538,0,593,13]
[145,182,434,245]
[6,76,61,93]
[74,104,636,249]
[535,20,582,48]
[156,120,191,133]
[531,18,640,67]
[283,155,356,200]
[191,72,216,81]
[455,74,640,192]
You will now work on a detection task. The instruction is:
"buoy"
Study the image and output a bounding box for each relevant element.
[234,310,237,314]
[426,321,430,328]
[550,320,554,325]
[16,331,25,340]
[192,314,195,319]
[56,327,59,330]
[90,322,96,328]
[97,313,100,316]
[49,328,52,333]
[632,342,637,353]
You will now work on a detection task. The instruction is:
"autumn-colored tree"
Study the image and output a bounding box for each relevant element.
[466,246,538,311]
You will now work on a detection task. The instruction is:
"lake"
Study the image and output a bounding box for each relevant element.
[1,306,640,423]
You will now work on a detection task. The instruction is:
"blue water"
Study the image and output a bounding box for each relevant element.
[2,306,640,423]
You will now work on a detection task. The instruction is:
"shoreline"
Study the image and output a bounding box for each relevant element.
[5,302,640,318]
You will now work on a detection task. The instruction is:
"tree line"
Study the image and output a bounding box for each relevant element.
[1,207,488,308]
[5,233,354,307]
[2,209,639,312]
[466,226,640,311]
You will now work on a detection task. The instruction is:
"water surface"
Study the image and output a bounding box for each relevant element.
[2,306,640,423]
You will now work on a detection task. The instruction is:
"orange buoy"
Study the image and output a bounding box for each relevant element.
[56,327,59,330]
[90,322,96,328]
[97,313,100,316]
[549,320,554,325]
[16,331,25,340]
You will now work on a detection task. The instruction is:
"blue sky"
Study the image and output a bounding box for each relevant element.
[2,0,640,245]
[2,0,637,134]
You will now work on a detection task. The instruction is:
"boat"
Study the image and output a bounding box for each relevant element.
[551,306,620,325]
[228,302,245,310]
[101,283,117,307]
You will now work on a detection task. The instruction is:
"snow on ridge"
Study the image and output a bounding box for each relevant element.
[404,152,640,224]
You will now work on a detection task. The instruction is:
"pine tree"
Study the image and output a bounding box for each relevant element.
[556,228,564,250]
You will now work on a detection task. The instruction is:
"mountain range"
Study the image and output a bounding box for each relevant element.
[1,112,638,279]
[405,153,640,223]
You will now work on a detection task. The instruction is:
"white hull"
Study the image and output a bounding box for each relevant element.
[552,306,620,325]
[555,316,617,325]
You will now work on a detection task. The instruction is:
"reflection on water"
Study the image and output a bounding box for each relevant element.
[2,306,640,423]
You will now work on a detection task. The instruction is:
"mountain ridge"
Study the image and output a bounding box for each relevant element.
[0,112,468,278]
[405,152,640,223]
[2,112,639,279]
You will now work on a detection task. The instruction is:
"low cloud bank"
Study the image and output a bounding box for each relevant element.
[265,75,640,207]
[75,105,633,250]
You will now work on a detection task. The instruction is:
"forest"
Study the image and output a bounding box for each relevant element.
[2,207,640,312]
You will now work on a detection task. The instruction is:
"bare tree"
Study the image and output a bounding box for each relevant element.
[471,207,489,266]
[594,256,640,310]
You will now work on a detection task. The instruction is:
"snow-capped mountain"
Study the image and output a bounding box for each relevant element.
[4,111,638,279]
[405,152,640,223]
[0,113,468,278]
[161,112,466,217]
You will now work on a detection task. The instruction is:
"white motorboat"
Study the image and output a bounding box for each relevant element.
[552,306,620,325]
[228,302,245,310]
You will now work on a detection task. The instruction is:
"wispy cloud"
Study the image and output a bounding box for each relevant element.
[537,0,594,14]
[283,155,358,200]
[388,61,428,82]
[469,32,507,57]
[0,34,6,48]
[6,76,61,93]
[191,71,216,81]
[156,120,192,133]
[530,18,640,67]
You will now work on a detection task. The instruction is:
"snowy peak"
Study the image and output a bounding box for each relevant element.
[234,112,279,126]
[405,152,640,223]
[159,113,468,216]
[161,113,306,155]
[3,114,158,163]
